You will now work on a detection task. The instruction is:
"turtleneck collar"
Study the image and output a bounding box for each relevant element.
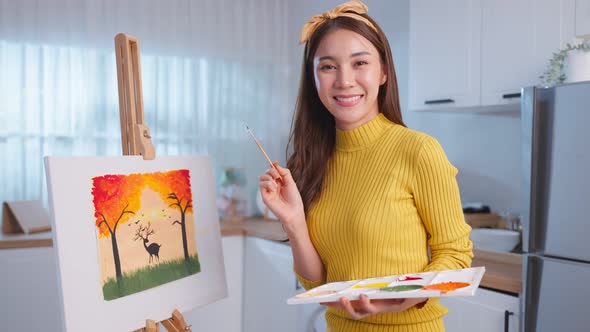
[335,113,393,152]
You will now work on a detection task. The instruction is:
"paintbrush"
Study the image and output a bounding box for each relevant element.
[244,124,283,184]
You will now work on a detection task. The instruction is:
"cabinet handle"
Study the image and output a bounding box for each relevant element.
[424,98,454,105]
[502,93,521,99]
[504,310,514,332]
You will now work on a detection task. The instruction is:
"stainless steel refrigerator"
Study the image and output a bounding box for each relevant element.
[521,81,590,332]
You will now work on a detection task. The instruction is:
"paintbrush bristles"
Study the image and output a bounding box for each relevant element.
[244,124,254,138]
[244,123,275,168]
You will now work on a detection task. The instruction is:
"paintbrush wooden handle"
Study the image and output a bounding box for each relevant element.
[254,140,283,183]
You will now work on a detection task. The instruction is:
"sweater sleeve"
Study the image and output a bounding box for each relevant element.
[414,136,473,272]
[294,268,326,291]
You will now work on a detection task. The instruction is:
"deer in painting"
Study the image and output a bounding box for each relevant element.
[133,223,162,264]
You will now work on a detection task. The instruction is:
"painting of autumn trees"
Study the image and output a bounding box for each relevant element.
[92,169,200,301]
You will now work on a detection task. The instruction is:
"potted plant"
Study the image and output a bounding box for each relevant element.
[540,39,590,87]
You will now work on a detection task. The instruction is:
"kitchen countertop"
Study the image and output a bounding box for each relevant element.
[221,219,523,294]
[472,249,522,294]
[219,218,289,241]
[1,218,521,294]
[0,217,288,249]
[0,231,53,249]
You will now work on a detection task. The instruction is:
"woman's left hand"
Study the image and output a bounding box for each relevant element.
[321,295,428,320]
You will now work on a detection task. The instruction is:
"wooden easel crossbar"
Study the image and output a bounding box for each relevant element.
[115,32,192,332]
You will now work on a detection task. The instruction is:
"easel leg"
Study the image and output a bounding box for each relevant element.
[134,319,159,332]
[135,309,191,332]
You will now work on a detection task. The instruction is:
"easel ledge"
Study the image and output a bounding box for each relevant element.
[115,32,191,332]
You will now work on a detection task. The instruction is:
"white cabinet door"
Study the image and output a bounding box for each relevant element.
[183,235,244,332]
[243,237,299,332]
[576,0,590,37]
[481,0,575,107]
[0,247,62,332]
[409,0,482,111]
[440,288,520,332]
[297,301,327,332]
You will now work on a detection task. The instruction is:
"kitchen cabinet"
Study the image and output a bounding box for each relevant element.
[243,237,299,332]
[0,247,62,331]
[242,237,328,332]
[481,0,575,107]
[576,0,590,37]
[409,0,576,112]
[297,302,327,332]
[409,0,482,111]
[440,287,520,332]
[184,235,244,332]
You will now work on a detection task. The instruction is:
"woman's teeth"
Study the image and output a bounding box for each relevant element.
[335,95,361,102]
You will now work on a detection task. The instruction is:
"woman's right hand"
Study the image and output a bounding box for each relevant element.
[259,161,306,230]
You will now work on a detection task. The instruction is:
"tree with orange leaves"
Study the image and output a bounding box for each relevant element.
[145,170,193,261]
[92,174,142,284]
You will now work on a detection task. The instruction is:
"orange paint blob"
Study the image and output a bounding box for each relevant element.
[422,282,470,293]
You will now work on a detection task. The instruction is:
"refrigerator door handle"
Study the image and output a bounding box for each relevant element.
[504,310,514,332]
[520,86,535,253]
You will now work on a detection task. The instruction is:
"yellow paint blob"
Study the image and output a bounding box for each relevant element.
[352,282,390,289]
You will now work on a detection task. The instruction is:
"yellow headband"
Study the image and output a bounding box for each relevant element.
[299,0,377,45]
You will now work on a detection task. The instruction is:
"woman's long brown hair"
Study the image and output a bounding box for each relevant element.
[287,14,405,215]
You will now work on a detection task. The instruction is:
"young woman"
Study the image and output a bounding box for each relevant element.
[259,1,473,331]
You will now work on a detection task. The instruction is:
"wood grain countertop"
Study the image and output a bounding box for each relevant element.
[219,218,288,241]
[0,231,53,249]
[472,249,522,294]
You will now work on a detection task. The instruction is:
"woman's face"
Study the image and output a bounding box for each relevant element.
[313,28,386,131]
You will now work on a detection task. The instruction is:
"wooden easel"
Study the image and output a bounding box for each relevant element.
[115,33,155,160]
[139,309,192,332]
[115,32,192,332]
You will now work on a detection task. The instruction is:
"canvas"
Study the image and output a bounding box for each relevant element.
[45,155,226,332]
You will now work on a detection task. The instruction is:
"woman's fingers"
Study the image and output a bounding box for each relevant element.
[259,179,278,193]
[266,167,281,181]
[343,295,380,320]
[322,296,378,320]
[322,296,428,320]
[273,161,293,180]
[340,297,366,320]
[358,294,376,314]
[259,174,273,182]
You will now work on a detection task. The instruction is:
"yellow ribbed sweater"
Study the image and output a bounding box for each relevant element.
[295,113,473,332]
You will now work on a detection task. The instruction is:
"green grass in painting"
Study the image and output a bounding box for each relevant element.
[102,255,201,301]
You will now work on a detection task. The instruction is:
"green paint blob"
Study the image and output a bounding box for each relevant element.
[381,284,423,292]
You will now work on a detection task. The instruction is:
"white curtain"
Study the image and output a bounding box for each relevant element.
[0,0,291,215]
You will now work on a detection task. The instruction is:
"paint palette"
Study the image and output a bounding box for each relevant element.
[287,266,485,305]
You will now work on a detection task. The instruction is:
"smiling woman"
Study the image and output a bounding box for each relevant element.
[313,29,387,130]
[258,1,473,331]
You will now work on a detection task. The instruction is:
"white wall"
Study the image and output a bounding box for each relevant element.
[286,0,522,215]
